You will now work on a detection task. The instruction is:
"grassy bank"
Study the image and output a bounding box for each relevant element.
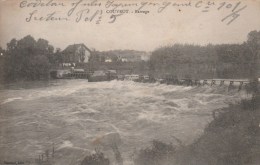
[175,101,260,165]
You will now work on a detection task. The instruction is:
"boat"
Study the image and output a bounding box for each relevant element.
[50,69,71,79]
[124,74,140,81]
[88,70,117,82]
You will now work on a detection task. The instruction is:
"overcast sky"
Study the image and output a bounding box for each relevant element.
[0,0,260,51]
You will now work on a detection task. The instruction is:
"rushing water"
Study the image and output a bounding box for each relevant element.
[0,80,249,165]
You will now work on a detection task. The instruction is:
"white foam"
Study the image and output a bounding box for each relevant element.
[1,97,23,105]
[57,141,73,150]
[0,80,249,164]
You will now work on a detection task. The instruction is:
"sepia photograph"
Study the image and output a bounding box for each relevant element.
[0,0,260,165]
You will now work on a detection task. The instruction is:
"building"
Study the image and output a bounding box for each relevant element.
[98,50,148,63]
[120,57,128,62]
[62,44,91,63]
[105,57,113,63]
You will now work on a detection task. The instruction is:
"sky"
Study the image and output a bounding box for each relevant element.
[0,0,260,51]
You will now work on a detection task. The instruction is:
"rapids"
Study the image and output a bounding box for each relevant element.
[0,80,249,165]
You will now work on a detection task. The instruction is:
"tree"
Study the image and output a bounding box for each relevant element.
[4,35,54,81]
[0,47,5,57]
[111,55,119,62]
[50,48,63,64]
[36,38,49,54]
[0,47,5,82]
[246,31,260,109]
[247,30,260,79]
[89,50,101,63]
[7,39,17,51]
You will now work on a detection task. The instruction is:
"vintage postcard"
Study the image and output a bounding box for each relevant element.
[0,0,260,165]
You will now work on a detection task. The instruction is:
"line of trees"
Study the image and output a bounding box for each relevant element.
[149,30,260,79]
[0,30,259,82]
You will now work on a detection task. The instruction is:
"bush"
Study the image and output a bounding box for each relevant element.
[81,152,109,165]
[134,140,176,165]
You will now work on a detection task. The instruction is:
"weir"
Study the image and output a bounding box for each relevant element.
[162,78,250,92]
[159,78,249,87]
[50,69,89,79]
[49,69,250,91]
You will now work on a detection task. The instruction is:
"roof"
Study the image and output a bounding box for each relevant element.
[62,44,92,53]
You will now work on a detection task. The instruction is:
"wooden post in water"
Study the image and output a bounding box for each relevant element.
[220,80,225,86]
[39,155,41,164]
[197,80,201,86]
[45,149,49,161]
[238,81,244,91]
[203,80,208,86]
[52,143,55,158]
[228,81,234,91]
[211,80,216,86]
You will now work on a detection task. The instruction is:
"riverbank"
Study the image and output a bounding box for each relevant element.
[176,100,260,165]
[132,98,260,165]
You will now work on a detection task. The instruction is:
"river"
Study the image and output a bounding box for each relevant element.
[0,80,249,165]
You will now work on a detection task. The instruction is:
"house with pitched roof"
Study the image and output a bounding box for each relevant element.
[62,44,92,63]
